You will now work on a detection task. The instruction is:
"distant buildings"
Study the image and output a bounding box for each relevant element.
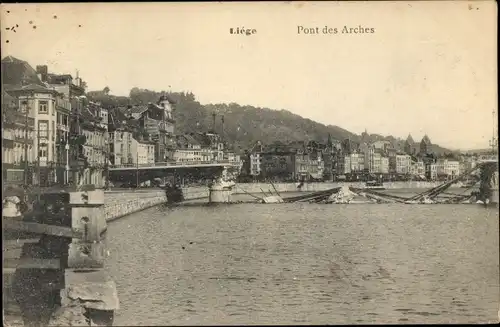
[238,128,476,182]
[2,55,483,186]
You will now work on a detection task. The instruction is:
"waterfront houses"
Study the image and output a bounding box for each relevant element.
[1,90,35,184]
[260,148,296,182]
[174,134,204,163]
[435,159,460,180]
[239,132,470,182]
[6,83,61,185]
[1,56,114,187]
[248,141,264,177]
[131,137,155,165]
[144,96,176,162]
[2,56,486,188]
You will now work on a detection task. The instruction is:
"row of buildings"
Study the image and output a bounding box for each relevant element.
[2,56,106,186]
[241,134,479,182]
[2,56,241,188]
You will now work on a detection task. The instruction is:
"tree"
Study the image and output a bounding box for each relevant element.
[103,86,110,95]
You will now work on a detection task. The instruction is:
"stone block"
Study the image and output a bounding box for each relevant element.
[71,207,106,243]
[67,242,106,269]
[70,190,105,206]
[63,269,119,311]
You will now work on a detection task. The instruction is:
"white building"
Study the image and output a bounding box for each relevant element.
[173,149,203,163]
[174,134,203,163]
[131,138,155,165]
[250,153,262,176]
[348,152,365,172]
[10,85,59,169]
[395,154,412,174]
[436,159,460,178]
[364,147,382,173]
[380,156,389,174]
[343,155,351,174]
[410,160,426,177]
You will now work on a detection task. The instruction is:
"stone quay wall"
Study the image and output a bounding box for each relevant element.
[104,187,210,221]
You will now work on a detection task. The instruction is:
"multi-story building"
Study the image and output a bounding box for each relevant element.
[40,66,95,186]
[143,96,176,162]
[364,146,382,174]
[436,159,460,179]
[308,150,324,180]
[131,137,155,165]
[395,154,412,174]
[2,56,74,185]
[108,130,132,166]
[2,90,36,184]
[260,152,295,182]
[342,155,351,174]
[426,163,438,180]
[341,139,359,156]
[380,156,389,174]
[7,84,60,185]
[260,143,296,182]
[80,103,108,186]
[174,134,203,163]
[54,97,71,183]
[349,152,365,172]
[108,108,132,166]
[249,153,262,176]
[247,141,264,177]
[410,160,426,177]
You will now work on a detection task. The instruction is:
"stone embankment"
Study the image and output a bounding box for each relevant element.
[104,187,209,221]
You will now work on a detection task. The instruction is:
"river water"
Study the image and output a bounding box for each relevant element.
[105,193,499,325]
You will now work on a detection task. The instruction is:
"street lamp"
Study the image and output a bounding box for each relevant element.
[65,143,70,185]
[489,137,498,154]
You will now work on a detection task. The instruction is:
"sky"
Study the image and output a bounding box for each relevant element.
[1,1,497,150]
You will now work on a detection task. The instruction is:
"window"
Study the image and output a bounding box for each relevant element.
[38,121,48,137]
[52,122,55,140]
[21,101,29,113]
[39,100,48,114]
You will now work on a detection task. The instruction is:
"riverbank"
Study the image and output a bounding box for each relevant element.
[103,181,468,221]
[234,181,464,194]
[104,187,209,221]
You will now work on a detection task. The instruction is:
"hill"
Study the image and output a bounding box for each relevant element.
[87,88,451,154]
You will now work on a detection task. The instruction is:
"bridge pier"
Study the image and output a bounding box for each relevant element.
[490,170,499,205]
[208,166,236,203]
[479,162,499,206]
[3,187,119,326]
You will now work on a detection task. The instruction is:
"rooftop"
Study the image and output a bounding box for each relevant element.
[2,56,45,87]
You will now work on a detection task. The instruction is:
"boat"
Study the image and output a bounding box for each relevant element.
[364,180,386,190]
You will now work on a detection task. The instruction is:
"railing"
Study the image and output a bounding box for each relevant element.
[109,160,234,169]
